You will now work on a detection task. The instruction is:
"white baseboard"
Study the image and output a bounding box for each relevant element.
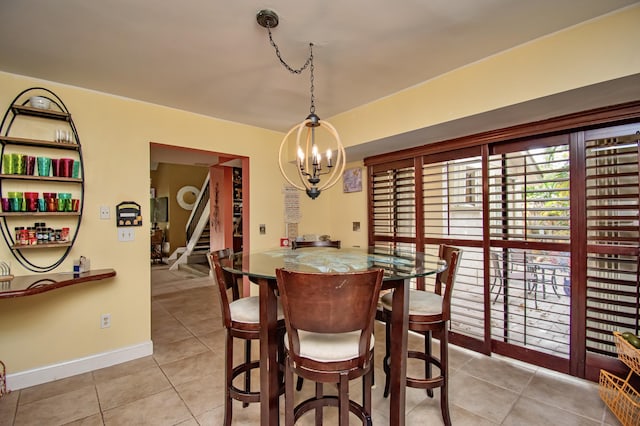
[6,341,153,391]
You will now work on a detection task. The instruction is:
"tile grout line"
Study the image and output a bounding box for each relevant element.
[497,369,537,425]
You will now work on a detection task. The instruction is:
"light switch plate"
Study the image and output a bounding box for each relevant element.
[100,205,110,220]
[118,228,134,241]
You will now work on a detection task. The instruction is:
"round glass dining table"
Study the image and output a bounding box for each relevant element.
[222,246,446,426]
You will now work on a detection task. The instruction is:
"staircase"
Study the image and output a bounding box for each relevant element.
[169,175,211,274]
[185,226,210,266]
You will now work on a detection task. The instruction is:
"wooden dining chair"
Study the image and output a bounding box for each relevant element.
[275,267,384,426]
[210,249,284,426]
[288,238,341,391]
[379,244,462,426]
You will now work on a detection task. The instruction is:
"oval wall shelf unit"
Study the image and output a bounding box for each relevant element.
[0,87,84,272]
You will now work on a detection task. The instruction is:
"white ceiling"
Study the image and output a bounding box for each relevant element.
[1,1,639,165]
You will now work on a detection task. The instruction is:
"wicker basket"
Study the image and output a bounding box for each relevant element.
[0,360,7,398]
[599,370,640,426]
[614,331,640,376]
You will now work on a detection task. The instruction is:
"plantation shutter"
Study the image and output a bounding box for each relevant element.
[585,129,640,357]
[421,149,485,340]
[488,137,572,359]
[370,159,416,251]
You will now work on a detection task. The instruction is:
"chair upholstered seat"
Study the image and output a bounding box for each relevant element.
[285,331,375,363]
[230,296,284,323]
[380,290,443,317]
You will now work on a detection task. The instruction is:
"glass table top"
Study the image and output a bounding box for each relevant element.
[224,246,446,281]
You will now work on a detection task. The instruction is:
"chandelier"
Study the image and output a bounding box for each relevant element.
[257,9,346,200]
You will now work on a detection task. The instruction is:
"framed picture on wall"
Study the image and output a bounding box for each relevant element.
[343,167,363,193]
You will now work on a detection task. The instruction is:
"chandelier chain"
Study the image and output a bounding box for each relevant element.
[266,27,315,115]
[309,48,315,114]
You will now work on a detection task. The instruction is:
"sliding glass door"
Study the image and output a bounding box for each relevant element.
[366,104,640,378]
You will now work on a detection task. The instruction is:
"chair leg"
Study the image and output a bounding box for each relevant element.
[285,358,295,426]
[243,340,251,408]
[363,366,373,423]
[296,376,304,391]
[278,330,285,387]
[527,279,538,309]
[224,333,233,426]
[315,382,323,426]
[440,329,451,426]
[489,277,504,303]
[491,277,503,303]
[551,272,561,298]
[338,373,350,426]
[425,331,434,398]
[383,317,391,398]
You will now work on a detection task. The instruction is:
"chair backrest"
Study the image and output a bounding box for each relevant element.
[275,268,384,366]
[210,248,240,328]
[150,229,163,244]
[291,240,341,250]
[434,245,462,321]
[490,251,503,278]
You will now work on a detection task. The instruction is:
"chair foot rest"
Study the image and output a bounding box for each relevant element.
[229,387,261,404]
[407,350,442,369]
[229,360,262,403]
[231,360,260,378]
[406,376,445,390]
[293,395,371,423]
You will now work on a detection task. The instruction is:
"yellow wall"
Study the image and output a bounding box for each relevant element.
[0,71,285,375]
[0,5,639,384]
[292,160,368,248]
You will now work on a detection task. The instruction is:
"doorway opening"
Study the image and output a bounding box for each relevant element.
[149,142,248,274]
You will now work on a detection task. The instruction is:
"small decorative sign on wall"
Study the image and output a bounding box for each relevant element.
[116,201,142,226]
[343,167,363,193]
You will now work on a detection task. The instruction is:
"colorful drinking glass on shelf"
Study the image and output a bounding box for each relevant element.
[10,153,27,175]
[60,158,74,177]
[2,154,14,174]
[37,157,51,177]
[8,198,21,212]
[24,192,38,212]
[72,161,80,178]
[25,156,36,175]
[25,197,37,212]
[46,197,57,212]
[51,159,60,177]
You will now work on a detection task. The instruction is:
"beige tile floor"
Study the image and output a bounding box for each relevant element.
[0,264,622,425]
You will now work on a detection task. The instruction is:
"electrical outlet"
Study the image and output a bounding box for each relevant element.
[118,228,135,241]
[100,205,110,220]
[101,313,111,328]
